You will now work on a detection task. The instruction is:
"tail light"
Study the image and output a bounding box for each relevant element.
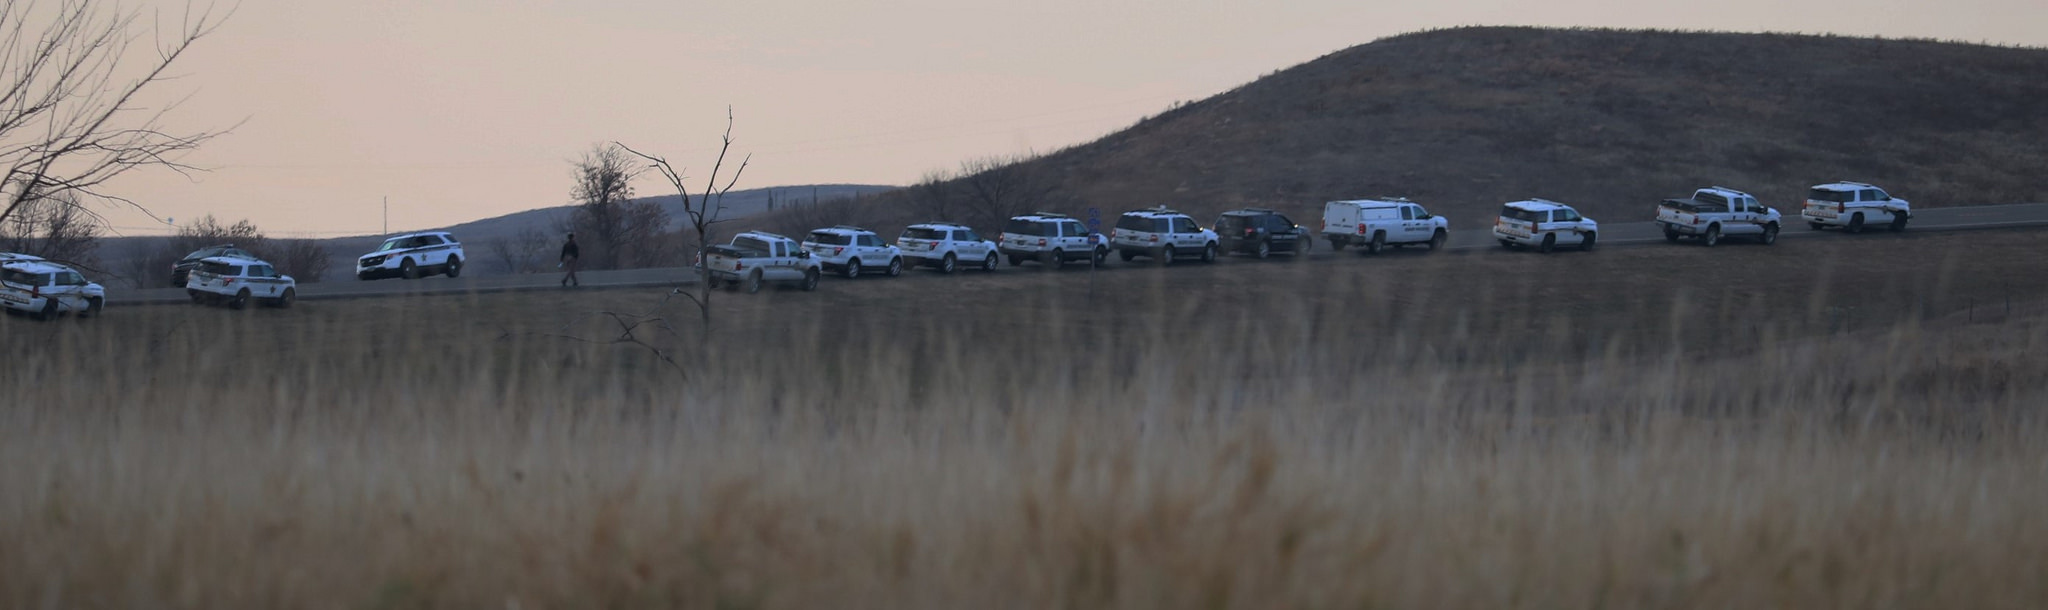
[1149,234,1159,243]
[1837,201,1845,213]
[1037,238,1047,246]
[733,261,743,271]
[1357,223,1367,235]
[1244,228,1254,236]
[834,247,844,255]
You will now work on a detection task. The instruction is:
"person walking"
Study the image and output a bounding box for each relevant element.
[559,233,581,287]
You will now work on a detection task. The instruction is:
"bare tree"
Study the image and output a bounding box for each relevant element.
[267,239,331,283]
[957,153,1062,229]
[908,168,958,222]
[127,214,263,287]
[0,1,235,229]
[0,191,102,265]
[560,143,670,270]
[485,227,551,274]
[618,108,750,333]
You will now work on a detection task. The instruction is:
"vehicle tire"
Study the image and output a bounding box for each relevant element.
[1581,231,1597,251]
[189,290,205,304]
[720,277,738,291]
[276,288,295,309]
[229,289,251,310]
[1761,223,1780,245]
[38,298,58,320]
[400,258,419,279]
[843,258,862,279]
[1007,255,1023,267]
[1367,231,1386,254]
[886,257,903,277]
[1200,243,1217,263]
[940,253,957,274]
[1499,239,1514,249]
[1092,247,1108,267]
[801,268,820,291]
[444,256,462,278]
[1889,215,1908,232]
[1118,249,1136,262]
[1159,244,1176,265]
[1047,250,1065,270]
[1538,233,1556,254]
[1702,225,1721,248]
[1664,229,1680,242]
[1295,236,1311,256]
[982,253,998,272]
[358,272,372,281]
[84,297,103,318]
[1328,237,1347,251]
[1847,213,1865,234]
[1808,221,1824,231]
[1429,229,1447,251]
[745,270,763,294]
[1255,240,1271,259]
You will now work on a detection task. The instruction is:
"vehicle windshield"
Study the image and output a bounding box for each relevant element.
[1809,189,1855,203]
[807,232,852,246]
[1004,219,1051,236]
[730,237,773,255]
[1115,215,1167,232]
[1500,207,1545,223]
[903,227,946,240]
[376,238,407,252]
[184,247,228,261]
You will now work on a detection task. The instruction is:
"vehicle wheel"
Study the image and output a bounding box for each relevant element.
[1702,225,1721,247]
[1581,232,1597,251]
[745,270,764,294]
[357,272,372,281]
[1092,247,1108,267]
[885,257,903,277]
[1295,236,1311,256]
[1664,229,1680,242]
[1007,255,1023,267]
[1538,233,1556,254]
[801,268,820,291]
[400,259,419,279]
[83,297,103,318]
[1159,244,1176,265]
[1118,249,1136,262]
[38,298,58,320]
[229,289,251,310]
[841,259,861,279]
[444,256,462,278]
[1367,231,1386,254]
[1499,239,1514,249]
[1255,240,1271,259]
[1200,243,1217,263]
[1328,237,1347,251]
[1808,221,1824,231]
[1429,229,1447,251]
[1889,215,1908,232]
[1847,213,1865,234]
[275,288,295,309]
[1047,250,1065,270]
[982,253,998,271]
[940,253,957,274]
[720,277,738,291]
[189,290,205,305]
[1761,223,1780,245]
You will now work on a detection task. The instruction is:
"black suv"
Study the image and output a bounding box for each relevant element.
[1213,208,1310,258]
[170,244,256,286]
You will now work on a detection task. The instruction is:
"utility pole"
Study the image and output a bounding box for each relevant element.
[382,196,388,235]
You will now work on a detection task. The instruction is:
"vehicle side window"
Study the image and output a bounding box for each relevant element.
[1273,215,1293,231]
[1872,189,1889,201]
[772,242,786,257]
[1561,209,1579,222]
[58,271,84,286]
[1400,206,1415,220]
[1171,217,1195,233]
[1858,190,1876,202]
[1064,221,1085,236]
[857,234,879,247]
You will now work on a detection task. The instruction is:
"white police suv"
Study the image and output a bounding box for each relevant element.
[998,212,1106,269]
[0,260,104,319]
[802,225,905,279]
[357,231,465,280]
[1110,206,1219,264]
[897,222,998,273]
[186,256,297,309]
[1494,199,1598,253]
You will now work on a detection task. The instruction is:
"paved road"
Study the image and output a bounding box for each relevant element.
[106,203,2048,305]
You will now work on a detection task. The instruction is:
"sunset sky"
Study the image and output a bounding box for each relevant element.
[97,0,2044,237]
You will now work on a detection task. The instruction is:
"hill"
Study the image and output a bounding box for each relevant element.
[787,27,2048,234]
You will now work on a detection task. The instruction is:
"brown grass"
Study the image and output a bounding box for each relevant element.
[5,229,2048,608]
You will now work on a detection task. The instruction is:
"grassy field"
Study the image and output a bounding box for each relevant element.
[5,228,2048,608]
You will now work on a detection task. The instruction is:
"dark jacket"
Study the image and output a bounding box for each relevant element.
[561,240,580,262]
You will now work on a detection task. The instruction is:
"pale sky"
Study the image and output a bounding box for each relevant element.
[97,0,2043,237]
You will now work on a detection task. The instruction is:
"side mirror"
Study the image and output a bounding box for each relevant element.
[798,251,810,259]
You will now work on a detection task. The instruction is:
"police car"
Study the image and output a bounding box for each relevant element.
[186,256,297,309]
[1493,199,1598,253]
[997,212,1107,269]
[1110,206,1219,264]
[1,260,105,319]
[897,222,999,273]
[801,225,905,279]
[357,231,465,280]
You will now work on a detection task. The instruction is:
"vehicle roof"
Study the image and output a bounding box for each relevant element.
[197,255,274,268]
[1698,186,1755,199]
[808,225,875,235]
[906,222,973,230]
[1501,198,1573,212]
[1009,212,1073,221]
[736,230,795,241]
[1219,208,1280,216]
[0,252,45,262]
[1328,198,1417,208]
[1811,181,1880,191]
[1121,205,1189,218]
[385,231,456,240]
[1,260,77,275]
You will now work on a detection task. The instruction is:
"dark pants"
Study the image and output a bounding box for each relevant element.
[561,256,580,286]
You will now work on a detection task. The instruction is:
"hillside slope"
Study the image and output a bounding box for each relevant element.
[849,27,2048,231]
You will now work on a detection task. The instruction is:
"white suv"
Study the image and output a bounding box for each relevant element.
[358,231,465,280]
[1494,199,1598,252]
[186,256,297,309]
[998,212,1107,269]
[1803,182,1910,233]
[0,260,104,319]
[803,226,904,278]
[1110,206,1219,264]
[898,222,998,273]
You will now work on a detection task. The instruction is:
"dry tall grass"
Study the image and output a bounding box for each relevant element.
[4,265,2047,608]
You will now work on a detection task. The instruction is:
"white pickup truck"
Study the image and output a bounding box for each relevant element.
[1656,186,1782,247]
[1321,198,1449,254]
[1802,182,1909,233]
[700,231,821,293]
